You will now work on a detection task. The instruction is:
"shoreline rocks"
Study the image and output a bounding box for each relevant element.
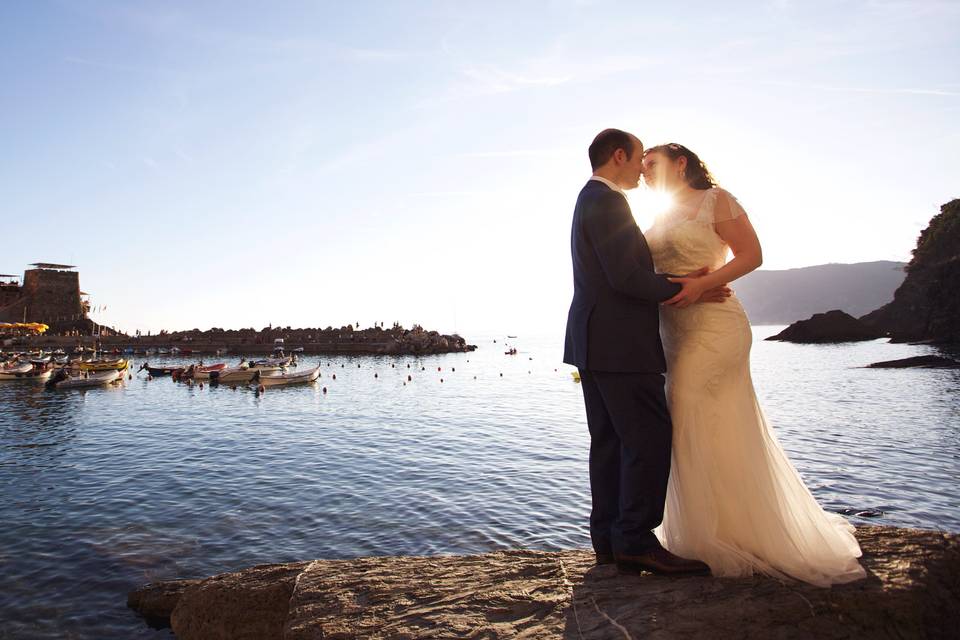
[866,355,960,369]
[128,525,958,639]
[766,310,883,343]
[14,324,477,356]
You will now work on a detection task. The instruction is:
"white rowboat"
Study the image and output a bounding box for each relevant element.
[0,363,34,379]
[47,369,121,389]
[254,365,321,387]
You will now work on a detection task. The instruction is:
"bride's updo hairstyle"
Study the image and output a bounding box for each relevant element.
[644,143,717,190]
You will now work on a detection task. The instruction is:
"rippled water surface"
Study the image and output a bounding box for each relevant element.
[1,327,958,638]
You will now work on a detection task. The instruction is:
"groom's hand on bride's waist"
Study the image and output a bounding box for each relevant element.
[663,267,731,307]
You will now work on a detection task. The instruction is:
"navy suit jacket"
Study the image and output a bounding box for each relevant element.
[563,179,681,373]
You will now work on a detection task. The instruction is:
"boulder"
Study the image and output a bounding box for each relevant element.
[766,310,883,343]
[126,578,201,629]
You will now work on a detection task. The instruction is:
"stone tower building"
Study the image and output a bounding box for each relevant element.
[0,263,87,327]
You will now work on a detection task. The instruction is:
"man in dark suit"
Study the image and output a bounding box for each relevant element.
[564,128,725,576]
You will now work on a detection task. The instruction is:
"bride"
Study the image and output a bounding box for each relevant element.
[641,143,866,587]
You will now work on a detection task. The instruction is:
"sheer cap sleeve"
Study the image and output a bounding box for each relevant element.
[701,187,747,224]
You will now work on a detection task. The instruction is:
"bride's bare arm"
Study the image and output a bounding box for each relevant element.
[665,191,762,307]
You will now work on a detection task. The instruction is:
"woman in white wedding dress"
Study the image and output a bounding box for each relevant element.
[642,143,866,587]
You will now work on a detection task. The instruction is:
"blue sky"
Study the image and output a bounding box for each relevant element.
[2,1,958,336]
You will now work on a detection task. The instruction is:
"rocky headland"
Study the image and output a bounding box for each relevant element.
[769,199,960,346]
[128,525,958,639]
[861,199,960,344]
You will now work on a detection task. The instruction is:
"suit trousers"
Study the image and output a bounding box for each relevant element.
[578,369,673,555]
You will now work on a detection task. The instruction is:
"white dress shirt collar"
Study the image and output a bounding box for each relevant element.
[589,175,625,195]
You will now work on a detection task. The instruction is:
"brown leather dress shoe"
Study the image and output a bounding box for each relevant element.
[595,552,615,565]
[615,548,711,576]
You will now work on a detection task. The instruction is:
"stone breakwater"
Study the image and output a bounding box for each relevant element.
[128,525,958,639]
[17,325,477,356]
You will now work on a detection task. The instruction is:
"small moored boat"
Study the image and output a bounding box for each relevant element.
[78,358,128,372]
[253,365,321,387]
[210,364,258,384]
[46,369,121,389]
[0,363,38,380]
[177,363,227,380]
[138,362,181,377]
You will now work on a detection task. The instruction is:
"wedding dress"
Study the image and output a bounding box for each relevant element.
[645,187,866,586]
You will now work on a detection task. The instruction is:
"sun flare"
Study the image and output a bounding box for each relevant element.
[629,188,675,231]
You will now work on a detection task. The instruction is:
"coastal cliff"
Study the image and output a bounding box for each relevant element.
[861,199,960,343]
[129,525,958,639]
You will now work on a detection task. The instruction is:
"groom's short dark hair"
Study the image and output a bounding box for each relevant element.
[589,129,638,170]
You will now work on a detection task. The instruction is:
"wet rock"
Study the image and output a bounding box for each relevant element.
[129,526,959,639]
[173,562,308,640]
[766,310,883,343]
[127,578,201,629]
[866,355,960,368]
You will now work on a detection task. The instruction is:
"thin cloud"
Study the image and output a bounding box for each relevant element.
[422,51,658,107]
[769,80,959,96]
[62,55,167,75]
[405,190,488,197]
[459,65,571,94]
[459,149,577,159]
[341,47,417,62]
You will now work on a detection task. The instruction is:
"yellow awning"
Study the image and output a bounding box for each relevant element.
[0,322,48,333]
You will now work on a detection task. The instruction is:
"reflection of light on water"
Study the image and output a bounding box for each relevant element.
[628,188,674,230]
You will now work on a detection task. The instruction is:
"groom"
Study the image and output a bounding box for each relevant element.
[563,128,718,576]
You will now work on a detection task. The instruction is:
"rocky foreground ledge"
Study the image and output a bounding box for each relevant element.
[128,525,957,639]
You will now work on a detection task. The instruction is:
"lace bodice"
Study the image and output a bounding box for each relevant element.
[645,187,746,276]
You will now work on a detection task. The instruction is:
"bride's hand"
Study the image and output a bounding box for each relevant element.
[700,284,732,303]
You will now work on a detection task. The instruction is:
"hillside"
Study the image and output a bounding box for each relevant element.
[733,261,906,325]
